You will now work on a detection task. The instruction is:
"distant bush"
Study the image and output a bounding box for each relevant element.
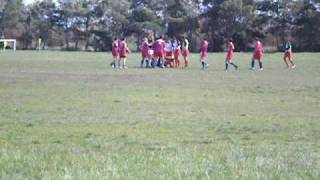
[62,47,81,51]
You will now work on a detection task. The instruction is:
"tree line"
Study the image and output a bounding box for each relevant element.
[0,0,319,52]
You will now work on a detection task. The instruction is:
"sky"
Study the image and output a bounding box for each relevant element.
[23,0,57,5]
[23,0,37,5]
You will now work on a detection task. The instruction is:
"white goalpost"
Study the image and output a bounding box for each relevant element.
[0,39,17,51]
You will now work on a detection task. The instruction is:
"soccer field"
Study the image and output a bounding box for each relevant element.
[0,51,319,179]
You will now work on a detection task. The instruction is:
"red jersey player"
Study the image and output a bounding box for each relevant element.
[173,37,181,68]
[153,36,165,68]
[140,37,151,68]
[225,39,238,70]
[119,38,131,69]
[283,39,296,68]
[182,37,190,68]
[110,38,119,68]
[200,39,209,70]
[251,38,264,71]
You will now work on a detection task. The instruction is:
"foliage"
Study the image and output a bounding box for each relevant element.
[0,0,319,51]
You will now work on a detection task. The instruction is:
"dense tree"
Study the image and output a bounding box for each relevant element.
[0,1,7,36]
[254,0,297,50]
[1,0,23,38]
[28,0,58,49]
[164,0,201,51]
[0,0,319,51]
[294,0,320,51]
[93,0,132,50]
[200,0,256,51]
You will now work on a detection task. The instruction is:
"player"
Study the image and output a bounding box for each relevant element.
[140,37,151,68]
[250,38,264,71]
[3,40,7,51]
[147,42,155,68]
[152,36,165,68]
[38,37,43,50]
[200,38,209,70]
[119,38,131,69]
[283,40,296,69]
[110,38,119,68]
[173,37,181,68]
[225,39,238,70]
[182,37,190,68]
[164,39,174,68]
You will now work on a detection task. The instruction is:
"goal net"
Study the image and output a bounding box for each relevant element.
[0,39,16,51]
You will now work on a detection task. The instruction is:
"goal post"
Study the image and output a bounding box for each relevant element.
[0,39,16,51]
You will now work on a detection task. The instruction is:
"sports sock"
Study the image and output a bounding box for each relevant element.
[160,58,164,67]
[259,61,263,69]
[202,61,205,69]
[251,61,255,68]
[225,63,229,70]
[230,62,238,69]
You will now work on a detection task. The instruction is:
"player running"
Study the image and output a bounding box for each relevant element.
[182,37,190,68]
[140,37,151,68]
[173,37,181,68]
[153,36,165,68]
[225,39,238,70]
[119,38,131,69]
[200,38,209,70]
[110,38,119,68]
[283,40,296,69]
[250,38,264,71]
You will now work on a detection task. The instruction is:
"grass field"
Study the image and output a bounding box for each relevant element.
[0,51,319,179]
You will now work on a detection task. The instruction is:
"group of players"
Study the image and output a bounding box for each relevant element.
[110,36,296,70]
[110,36,195,69]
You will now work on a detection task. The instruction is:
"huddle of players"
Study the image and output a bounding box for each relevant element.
[110,36,193,69]
[111,37,296,70]
[139,36,192,69]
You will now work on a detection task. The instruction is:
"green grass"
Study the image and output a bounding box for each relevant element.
[0,51,319,179]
